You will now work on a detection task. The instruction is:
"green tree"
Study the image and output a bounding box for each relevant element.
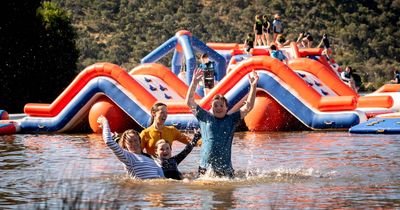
[0,1,78,113]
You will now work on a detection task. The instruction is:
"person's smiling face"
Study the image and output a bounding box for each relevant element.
[211,99,228,119]
[156,142,171,159]
[153,105,168,127]
[125,133,141,154]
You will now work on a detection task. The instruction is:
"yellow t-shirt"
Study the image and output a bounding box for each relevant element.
[140,126,190,156]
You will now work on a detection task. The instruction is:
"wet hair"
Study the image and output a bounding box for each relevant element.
[155,139,170,148]
[270,44,277,50]
[149,102,167,126]
[212,94,228,107]
[346,66,353,72]
[119,129,140,150]
[263,15,268,20]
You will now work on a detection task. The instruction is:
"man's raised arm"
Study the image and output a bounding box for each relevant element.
[240,71,259,119]
[186,68,203,111]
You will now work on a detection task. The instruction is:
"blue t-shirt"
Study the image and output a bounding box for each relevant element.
[195,105,241,172]
[271,50,287,61]
[272,19,283,33]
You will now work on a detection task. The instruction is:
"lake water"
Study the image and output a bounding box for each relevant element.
[0,131,399,209]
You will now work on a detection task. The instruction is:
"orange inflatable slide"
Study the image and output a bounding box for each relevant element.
[1,30,398,134]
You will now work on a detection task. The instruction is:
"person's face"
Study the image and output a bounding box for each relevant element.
[125,133,141,154]
[211,99,228,119]
[201,57,209,64]
[345,67,351,72]
[156,142,171,159]
[152,105,168,126]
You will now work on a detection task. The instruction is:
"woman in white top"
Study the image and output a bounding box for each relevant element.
[98,116,165,179]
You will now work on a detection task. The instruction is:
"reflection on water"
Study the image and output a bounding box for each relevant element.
[0,132,399,209]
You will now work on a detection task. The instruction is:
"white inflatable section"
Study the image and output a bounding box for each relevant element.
[294,70,337,96]
[280,47,295,60]
[133,75,183,100]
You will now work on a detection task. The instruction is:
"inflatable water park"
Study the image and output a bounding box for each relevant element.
[1,30,400,135]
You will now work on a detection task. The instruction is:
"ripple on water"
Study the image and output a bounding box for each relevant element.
[0,132,400,209]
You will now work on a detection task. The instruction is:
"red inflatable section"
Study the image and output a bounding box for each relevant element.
[88,97,136,133]
[244,91,301,131]
[0,122,16,135]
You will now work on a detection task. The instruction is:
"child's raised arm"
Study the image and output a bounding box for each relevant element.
[240,71,259,119]
[97,115,112,144]
[172,129,202,165]
[186,68,203,111]
[97,115,132,165]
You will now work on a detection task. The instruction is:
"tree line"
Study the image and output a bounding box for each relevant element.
[54,0,400,89]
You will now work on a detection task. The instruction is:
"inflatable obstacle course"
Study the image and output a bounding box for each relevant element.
[1,30,399,135]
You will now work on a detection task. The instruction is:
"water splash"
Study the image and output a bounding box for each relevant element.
[111,166,337,187]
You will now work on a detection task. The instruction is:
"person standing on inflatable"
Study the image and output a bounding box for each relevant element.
[186,68,259,178]
[272,14,284,43]
[262,15,271,46]
[253,15,263,46]
[198,53,216,95]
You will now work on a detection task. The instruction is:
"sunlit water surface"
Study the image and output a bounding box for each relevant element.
[0,132,399,209]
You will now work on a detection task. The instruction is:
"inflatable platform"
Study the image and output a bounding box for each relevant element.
[349,84,400,134]
[1,30,399,135]
[349,117,400,134]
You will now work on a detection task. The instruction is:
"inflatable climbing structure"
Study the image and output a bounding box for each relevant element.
[1,30,400,135]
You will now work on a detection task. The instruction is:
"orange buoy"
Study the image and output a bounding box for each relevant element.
[88,97,135,133]
[244,91,301,131]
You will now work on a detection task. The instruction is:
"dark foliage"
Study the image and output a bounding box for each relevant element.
[0,1,78,113]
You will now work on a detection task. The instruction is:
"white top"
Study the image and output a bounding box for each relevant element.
[101,120,164,179]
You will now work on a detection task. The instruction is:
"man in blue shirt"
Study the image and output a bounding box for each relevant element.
[186,68,259,178]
